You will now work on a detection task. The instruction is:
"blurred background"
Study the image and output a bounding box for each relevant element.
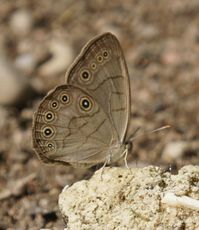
[0,0,198,228]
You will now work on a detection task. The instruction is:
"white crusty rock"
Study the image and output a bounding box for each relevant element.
[59,165,199,230]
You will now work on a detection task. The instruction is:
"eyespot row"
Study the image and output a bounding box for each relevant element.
[44,95,93,123]
[41,95,93,139]
[80,49,110,82]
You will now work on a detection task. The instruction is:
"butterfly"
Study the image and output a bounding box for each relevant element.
[32,32,131,168]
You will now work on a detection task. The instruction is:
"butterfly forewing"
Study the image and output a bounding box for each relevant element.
[65,33,130,144]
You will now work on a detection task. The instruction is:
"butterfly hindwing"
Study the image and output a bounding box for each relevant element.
[32,85,115,167]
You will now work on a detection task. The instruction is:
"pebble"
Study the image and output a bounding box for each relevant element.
[162,141,187,162]
[0,52,28,106]
[15,53,36,73]
[9,9,33,36]
[135,24,159,40]
[38,38,74,77]
[161,49,181,66]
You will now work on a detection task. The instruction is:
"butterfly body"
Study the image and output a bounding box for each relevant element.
[32,33,131,168]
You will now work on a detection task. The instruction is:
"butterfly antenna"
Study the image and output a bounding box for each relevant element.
[129,125,170,142]
[127,127,141,140]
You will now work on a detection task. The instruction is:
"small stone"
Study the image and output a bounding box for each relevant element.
[161,50,181,66]
[0,173,36,200]
[0,52,28,106]
[38,39,74,77]
[162,141,188,162]
[135,24,159,40]
[15,53,36,73]
[9,9,33,36]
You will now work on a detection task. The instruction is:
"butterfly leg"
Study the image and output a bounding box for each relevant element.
[123,148,129,169]
[100,155,111,180]
[122,148,132,173]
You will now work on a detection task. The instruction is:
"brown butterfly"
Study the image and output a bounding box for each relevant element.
[32,33,131,168]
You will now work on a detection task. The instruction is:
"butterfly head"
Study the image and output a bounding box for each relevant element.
[125,140,133,153]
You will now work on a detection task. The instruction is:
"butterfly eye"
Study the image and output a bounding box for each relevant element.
[50,100,59,110]
[42,126,55,138]
[81,70,91,81]
[103,50,109,58]
[97,55,103,62]
[79,96,93,111]
[44,111,55,122]
[60,93,70,104]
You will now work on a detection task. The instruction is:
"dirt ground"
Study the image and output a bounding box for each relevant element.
[0,0,198,229]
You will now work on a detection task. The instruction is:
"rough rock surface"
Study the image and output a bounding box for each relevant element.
[59,165,199,230]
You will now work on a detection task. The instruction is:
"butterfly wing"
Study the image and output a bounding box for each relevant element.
[32,85,115,168]
[65,33,130,144]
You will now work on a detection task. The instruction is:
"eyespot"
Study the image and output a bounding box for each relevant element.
[60,92,70,104]
[103,50,109,58]
[91,63,97,70]
[79,96,93,111]
[46,141,56,151]
[50,100,59,110]
[80,70,91,81]
[97,55,103,62]
[44,111,55,122]
[42,126,54,138]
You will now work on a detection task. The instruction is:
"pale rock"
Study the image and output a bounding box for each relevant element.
[38,39,74,77]
[0,173,36,200]
[162,141,187,162]
[0,52,28,106]
[135,24,159,40]
[161,49,181,66]
[15,53,36,73]
[9,9,33,36]
[0,37,34,106]
[59,166,199,229]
